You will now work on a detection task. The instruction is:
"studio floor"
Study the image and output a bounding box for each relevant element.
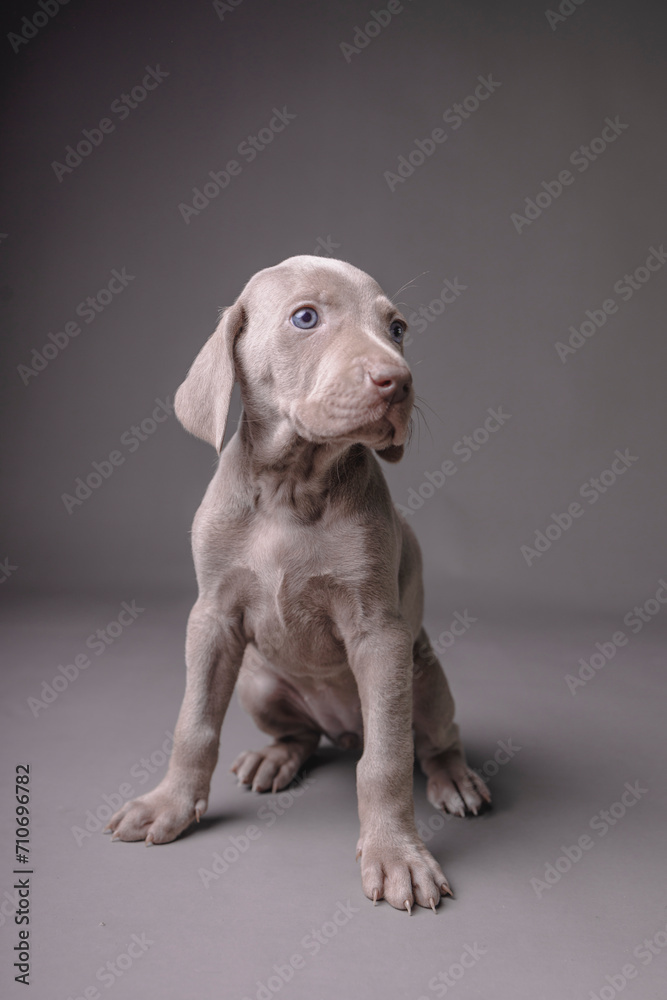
[1,593,665,1000]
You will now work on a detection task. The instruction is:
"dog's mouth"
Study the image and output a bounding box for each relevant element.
[292,396,411,449]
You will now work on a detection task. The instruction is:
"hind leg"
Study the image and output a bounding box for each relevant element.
[412,628,491,817]
[230,650,321,793]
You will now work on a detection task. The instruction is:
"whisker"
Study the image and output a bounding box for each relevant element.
[412,403,433,449]
[391,270,430,300]
[406,416,415,451]
[414,393,444,425]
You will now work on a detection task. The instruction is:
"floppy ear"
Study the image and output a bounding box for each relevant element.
[174,300,245,453]
[375,444,405,463]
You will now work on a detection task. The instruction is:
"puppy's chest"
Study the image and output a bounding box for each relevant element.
[239,514,365,663]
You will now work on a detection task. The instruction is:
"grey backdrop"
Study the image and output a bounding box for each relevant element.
[2,2,667,1000]
[2,0,666,614]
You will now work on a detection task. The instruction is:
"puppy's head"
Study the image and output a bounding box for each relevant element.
[175,256,413,463]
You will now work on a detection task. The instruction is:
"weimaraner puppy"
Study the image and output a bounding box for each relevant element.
[107,255,490,911]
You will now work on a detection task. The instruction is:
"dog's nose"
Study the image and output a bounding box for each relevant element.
[368,366,412,403]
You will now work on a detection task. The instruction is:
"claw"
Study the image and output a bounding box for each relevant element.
[111,832,121,842]
[429,897,437,913]
[372,888,379,906]
[355,848,362,862]
[102,826,113,834]
[195,808,201,823]
[441,882,454,898]
[405,899,412,915]
[473,778,492,804]
[145,834,154,847]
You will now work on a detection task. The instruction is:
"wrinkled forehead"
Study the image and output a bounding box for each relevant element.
[241,257,395,319]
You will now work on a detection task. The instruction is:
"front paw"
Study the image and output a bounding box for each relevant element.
[105,780,207,845]
[356,828,452,912]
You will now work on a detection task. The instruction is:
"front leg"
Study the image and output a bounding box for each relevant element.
[346,617,451,912]
[107,598,245,844]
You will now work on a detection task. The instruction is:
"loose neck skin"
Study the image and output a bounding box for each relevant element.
[235,407,370,521]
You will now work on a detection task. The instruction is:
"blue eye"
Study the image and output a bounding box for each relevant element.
[390,320,406,344]
[291,307,319,330]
